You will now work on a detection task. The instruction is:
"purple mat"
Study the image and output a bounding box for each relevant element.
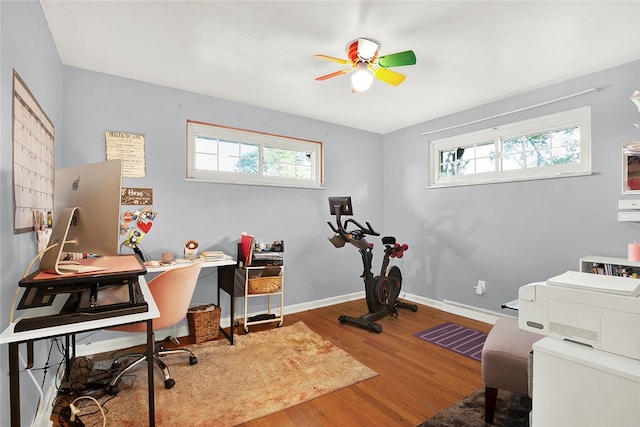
[413,322,487,362]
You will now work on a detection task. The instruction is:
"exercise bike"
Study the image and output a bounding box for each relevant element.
[327,197,418,333]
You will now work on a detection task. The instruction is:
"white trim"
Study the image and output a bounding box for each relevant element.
[429,106,592,188]
[74,292,504,356]
[441,299,506,325]
[186,121,323,189]
[32,346,65,427]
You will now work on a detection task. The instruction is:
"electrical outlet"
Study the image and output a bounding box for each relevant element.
[476,280,486,295]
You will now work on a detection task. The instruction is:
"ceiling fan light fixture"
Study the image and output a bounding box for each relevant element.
[351,63,373,92]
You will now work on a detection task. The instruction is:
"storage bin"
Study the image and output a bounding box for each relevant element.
[248,275,283,294]
[187,304,221,343]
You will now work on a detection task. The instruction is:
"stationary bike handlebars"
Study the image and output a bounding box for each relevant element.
[327,207,378,238]
[327,208,409,258]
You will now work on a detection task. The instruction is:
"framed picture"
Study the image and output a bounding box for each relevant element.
[623,142,640,194]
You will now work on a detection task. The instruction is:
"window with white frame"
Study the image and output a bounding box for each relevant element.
[428,106,591,188]
[187,120,323,188]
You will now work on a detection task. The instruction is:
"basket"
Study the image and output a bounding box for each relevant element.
[187,304,221,343]
[248,275,282,294]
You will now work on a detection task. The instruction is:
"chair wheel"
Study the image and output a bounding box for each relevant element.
[189,356,198,365]
[164,378,175,389]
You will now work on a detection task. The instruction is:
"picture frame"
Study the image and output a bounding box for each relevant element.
[622,142,640,194]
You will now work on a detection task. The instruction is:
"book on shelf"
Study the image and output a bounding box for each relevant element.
[590,262,639,278]
[240,233,254,267]
[252,251,283,260]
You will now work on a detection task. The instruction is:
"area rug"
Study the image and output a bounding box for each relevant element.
[413,322,487,361]
[76,321,378,426]
[418,388,531,427]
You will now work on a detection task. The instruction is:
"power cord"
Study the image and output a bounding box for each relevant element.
[61,395,106,427]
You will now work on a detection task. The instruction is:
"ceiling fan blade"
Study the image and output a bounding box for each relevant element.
[313,54,350,65]
[374,68,406,86]
[315,69,350,81]
[377,50,417,68]
[357,38,379,61]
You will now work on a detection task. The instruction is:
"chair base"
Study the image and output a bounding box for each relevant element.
[107,343,197,395]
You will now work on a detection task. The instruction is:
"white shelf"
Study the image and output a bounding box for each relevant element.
[618,199,640,210]
[579,255,640,277]
[234,266,284,333]
[618,211,640,221]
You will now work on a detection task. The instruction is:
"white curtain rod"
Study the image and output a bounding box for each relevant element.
[421,87,600,136]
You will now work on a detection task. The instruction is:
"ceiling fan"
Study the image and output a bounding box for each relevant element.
[314,38,416,92]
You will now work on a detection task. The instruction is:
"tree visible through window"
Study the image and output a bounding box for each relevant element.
[429,107,591,187]
[187,121,323,188]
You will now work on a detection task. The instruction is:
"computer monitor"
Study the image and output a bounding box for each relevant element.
[328,196,353,216]
[39,159,123,274]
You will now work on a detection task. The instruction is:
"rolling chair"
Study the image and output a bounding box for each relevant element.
[107,262,202,394]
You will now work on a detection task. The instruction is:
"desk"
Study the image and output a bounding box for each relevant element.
[0,276,160,427]
[146,257,238,344]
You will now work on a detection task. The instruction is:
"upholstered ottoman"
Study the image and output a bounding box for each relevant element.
[481,316,542,424]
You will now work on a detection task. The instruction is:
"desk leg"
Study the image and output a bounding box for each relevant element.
[9,342,20,427]
[218,265,236,345]
[146,319,155,426]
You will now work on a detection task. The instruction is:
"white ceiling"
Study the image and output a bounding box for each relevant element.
[40,1,640,134]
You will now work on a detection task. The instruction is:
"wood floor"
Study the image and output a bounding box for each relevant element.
[53,299,492,426]
[234,299,492,427]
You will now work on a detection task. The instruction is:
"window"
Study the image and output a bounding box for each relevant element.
[187,120,323,188]
[429,107,591,188]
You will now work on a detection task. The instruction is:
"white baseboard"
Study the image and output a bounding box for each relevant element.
[75,291,367,357]
[398,293,503,324]
[32,341,65,427]
[441,299,508,324]
[75,292,507,356]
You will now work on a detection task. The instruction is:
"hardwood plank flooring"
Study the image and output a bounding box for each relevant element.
[235,299,492,426]
[53,299,492,426]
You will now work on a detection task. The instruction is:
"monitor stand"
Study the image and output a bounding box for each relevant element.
[39,207,81,275]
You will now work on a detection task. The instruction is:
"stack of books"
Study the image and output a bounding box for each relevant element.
[201,251,234,262]
[252,251,283,266]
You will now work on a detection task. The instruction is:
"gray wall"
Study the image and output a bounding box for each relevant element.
[1,1,65,426]
[60,66,384,311]
[2,1,639,426]
[383,60,640,310]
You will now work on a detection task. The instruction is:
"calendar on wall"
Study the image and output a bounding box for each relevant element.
[12,70,55,234]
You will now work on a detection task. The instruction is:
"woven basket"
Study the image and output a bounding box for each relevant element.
[248,275,282,294]
[187,304,221,343]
